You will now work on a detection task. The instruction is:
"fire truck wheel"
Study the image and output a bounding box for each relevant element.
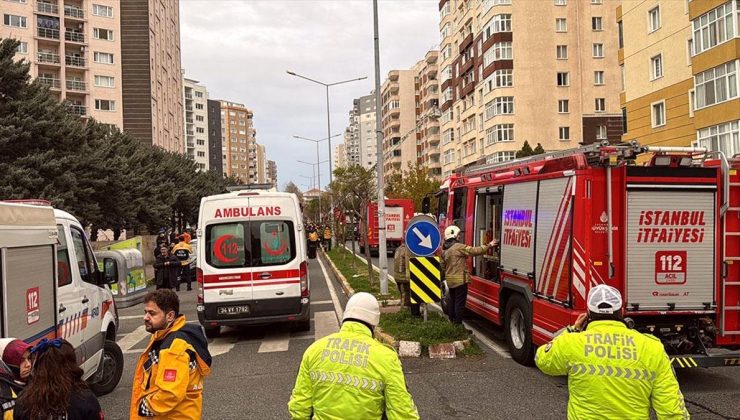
[505,294,534,365]
[88,340,124,396]
[204,325,221,338]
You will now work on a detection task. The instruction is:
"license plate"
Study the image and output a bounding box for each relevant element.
[218,305,250,315]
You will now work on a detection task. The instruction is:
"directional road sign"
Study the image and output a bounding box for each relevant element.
[405,216,441,257]
[410,257,442,304]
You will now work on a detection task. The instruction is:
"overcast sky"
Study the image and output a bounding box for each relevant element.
[179,0,439,191]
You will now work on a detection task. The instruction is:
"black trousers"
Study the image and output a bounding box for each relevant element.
[448,284,468,324]
[177,266,192,291]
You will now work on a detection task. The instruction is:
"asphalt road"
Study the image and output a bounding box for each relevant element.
[101,251,740,420]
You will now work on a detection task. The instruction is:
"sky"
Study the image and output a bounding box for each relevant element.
[179,0,439,191]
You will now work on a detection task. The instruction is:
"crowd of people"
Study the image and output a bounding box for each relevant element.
[305,222,332,258]
[154,229,197,292]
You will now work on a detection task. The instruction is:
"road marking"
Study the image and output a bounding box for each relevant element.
[258,331,291,353]
[314,311,339,341]
[119,315,143,320]
[316,256,343,321]
[210,337,237,357]
[311,300,333,305]
[117,326,150,352]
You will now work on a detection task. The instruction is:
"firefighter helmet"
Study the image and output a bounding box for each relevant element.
[444,225,461,240]
[587,284,623,314]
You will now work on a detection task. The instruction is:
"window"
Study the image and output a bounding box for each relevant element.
[557,72,570,86]
[556,18,567,32]
[196,115,204,122]
[558,99,569,113]
[648,6,661,32]
[93,28,114,41]
[594,70,605,85]
[591,0,602,4]
[688,89,696,117]
[593,43,604,58]
[206,221,296,268]
[592,17,603,31]
[651,54,663,79]
[556,45,568,59]
[3,14,27,28]
[488,151,516,163]
[651,100,666,127]
[695,121,740,156]
[687,39,694,64]
[618,21,624,48]
[196,127,205,134]
[622,107,628,133]
[94,75,114,87]
[92,4,113,17]
[16,41,27,54]
[56,225,72,287]
[484,14,512,39]
[559,127,570,141]
[692,2,735,54]
[196,103,204,110]
[695,61,738,109]
[493,96,514,115]
[95,99,115,111]
[94,52,114,64]
[494,69,513,88]
[195,91,203,98]
[620,64,626,90]
[71,227,96,284]
[595,98,606,112]
[596,125,607,140]
[554,0,566,5]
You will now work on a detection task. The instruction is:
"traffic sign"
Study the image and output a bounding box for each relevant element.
[410,257,442,304]
[405,216,441,257]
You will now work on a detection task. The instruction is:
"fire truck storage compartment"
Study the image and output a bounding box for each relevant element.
[626,187,715,311]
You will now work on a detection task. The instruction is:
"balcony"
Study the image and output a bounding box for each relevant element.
[65,55,85,67]
[185,105,193,112]
[64,31,85,43]
[185,93,193,99]
[37,28,60,40]
[185,118,194,124]
[64,5,85,19]
[186,130,194,136]
[38,76,61,89]
[37,2,60,15]
[37,51,60,65]
[66,79,86,91]
[67,104,86,116]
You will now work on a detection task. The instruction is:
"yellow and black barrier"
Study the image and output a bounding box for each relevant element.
[409,257,441,304]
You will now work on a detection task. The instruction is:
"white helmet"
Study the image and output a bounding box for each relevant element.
[444,225,461,240]
[587,284,623,314]
[343,292,380,327]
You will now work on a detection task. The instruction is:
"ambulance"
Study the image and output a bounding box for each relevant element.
[196,190,310,337]
[0,201,123,395]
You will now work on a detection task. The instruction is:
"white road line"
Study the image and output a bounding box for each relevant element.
[314,311,339,341]
[124,348,145,355]
[316,256,343,321]
[119,315,143,320]
[210,337,237,357]
[117,326,150,352]
[310,300,333,305]
[257,331,291,353]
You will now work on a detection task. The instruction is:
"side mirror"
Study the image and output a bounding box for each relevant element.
[103,258,118,285]
[421,196,430,214]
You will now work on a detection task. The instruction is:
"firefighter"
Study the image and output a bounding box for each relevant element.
[323,225,332,251]
[288,292,419,420]
[535,284,690,419]
[441,225,497,324]
[393,240,420,317]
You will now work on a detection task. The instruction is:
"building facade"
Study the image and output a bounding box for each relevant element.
[220,100,257,184]
[183,77,209,170]
[256,143,267,184]
[343,94,377,169]
[334,143,347,169]
[1,0,123,127]
[207,99,223,176]
[267,159,278,189]
[438,0,622,177]
[120,0,183,152]
[620,0,740,154]
[416,50,442,179]
[381,69,417,182]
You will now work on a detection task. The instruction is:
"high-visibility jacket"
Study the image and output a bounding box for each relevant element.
[440,240,491,288]
[535,320,689,420]
[393,245,409,283]
[288,321,419,420]
[323,228,332,240]
[130,316,212,420]
[171,242,193,267]
[308,232,319,242]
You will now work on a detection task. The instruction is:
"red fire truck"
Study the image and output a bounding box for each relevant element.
[360,199,415,256]
[431,142,740,368]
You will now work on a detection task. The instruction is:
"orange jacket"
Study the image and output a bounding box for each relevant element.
[130,316,212,419]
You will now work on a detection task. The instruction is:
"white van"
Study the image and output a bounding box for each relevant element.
[0,202,123,395]
[196,191,310,337]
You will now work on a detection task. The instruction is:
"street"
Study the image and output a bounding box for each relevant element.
[101,254,740,420]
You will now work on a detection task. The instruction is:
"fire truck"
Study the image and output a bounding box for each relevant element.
[359,199,414,256]
[431,141,740,368]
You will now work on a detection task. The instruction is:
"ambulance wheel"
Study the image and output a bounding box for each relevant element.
[204,325,221,338]
[505,294,534,366]
[89,340,124,396]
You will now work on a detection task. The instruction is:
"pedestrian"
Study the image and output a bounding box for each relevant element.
[130,289,212,419]
[307,227,319,259]
[288,292,419,420]
[14,338,103,420]
[172,235,194,291]
[440,225,497,324]
[394,241,420,317]
[154,245,180,290]
[535,285,690,419]
[322,225,332,251]
[0,338,32,386]
[0,359,19,420]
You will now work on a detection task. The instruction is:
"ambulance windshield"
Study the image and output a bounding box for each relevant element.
[206,220,296,268]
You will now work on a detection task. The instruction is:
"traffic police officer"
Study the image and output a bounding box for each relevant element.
[288,292,419,420]
[535,284,689,419]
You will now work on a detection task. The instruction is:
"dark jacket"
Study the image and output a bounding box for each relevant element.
[154,254,180,289]
[14,388,103,420]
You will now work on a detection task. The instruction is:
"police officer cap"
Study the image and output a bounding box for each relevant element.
[343,292,380,327]
[587,284,623,314]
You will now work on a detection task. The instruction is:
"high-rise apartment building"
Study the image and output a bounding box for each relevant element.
[1,0,123,127]
[120,0,183,152]
[416,50,442,179]
[620,0,740,154]
[183,77,209,170]
[381,70,417,181]
[267,160,278,189]
[207,99,223,177]
[343,94,377,169]
[334,143,347,169]
[438,0,622,177]
[220,100,257,184]
[256,143,267,184]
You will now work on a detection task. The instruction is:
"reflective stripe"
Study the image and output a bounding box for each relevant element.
[309,370,385,393]
[568,363,656,381]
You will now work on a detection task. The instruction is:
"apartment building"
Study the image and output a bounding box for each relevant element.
[120,0,183,153]
[620,0,740,154]
[1,0,122,127]
[183,77,209,170]
[417,50,442,179]
[207,99,223,176]
[220,100,257,184]
[343,94,377,169]
[334,143,347,169]
[267,159,277,189]
[256,143,267,183]
[381,69,417,181]
[438,0,622,177]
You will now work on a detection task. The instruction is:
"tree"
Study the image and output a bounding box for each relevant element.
[385,162,440,214]
[533,143,545,155]
[516,141,545,158]
[283,181,304,206]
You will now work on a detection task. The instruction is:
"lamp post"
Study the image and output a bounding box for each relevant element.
[294,133,342,223]
[372,0,389,294]
[297,159,329,222]
[287,70,367,245]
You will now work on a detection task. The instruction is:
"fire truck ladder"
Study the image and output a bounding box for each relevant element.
[722,156,740,335]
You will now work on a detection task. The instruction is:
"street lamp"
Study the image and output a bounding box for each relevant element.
[297,159,329,222]
[293,133,343,219]
[287,70,367,245]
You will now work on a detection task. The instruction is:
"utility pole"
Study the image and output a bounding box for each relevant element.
[373,0,388,294]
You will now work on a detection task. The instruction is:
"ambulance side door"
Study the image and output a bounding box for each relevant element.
[56,223,85,361]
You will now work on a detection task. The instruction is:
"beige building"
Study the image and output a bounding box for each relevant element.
[381,69,417,182]
[256,143,267,184]
[415,50,442,179]
[220,101,257,184]
[1,0,123,128]
[334,143,347,169]
[343,94,377,169]
[121,0,183,153]
[620,0,740,154]
[183,77,209,170]
[267,159,278,189]
[438,0,622,177]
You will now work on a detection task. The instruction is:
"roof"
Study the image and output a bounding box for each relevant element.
[0,202,56,227]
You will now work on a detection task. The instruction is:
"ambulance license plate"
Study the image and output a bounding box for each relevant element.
[218,305,250,315]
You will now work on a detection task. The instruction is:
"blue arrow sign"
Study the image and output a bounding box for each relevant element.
[405,218,441,257]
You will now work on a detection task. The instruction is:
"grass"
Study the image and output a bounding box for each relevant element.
[379,310,483,356]
[325,246,400,300]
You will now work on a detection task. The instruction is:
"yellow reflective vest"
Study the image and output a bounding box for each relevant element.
[288,321,419,420]
[535,320,689,420]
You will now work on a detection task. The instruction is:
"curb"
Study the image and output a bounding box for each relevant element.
[374,327,398,349]
[339,244,398,287]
